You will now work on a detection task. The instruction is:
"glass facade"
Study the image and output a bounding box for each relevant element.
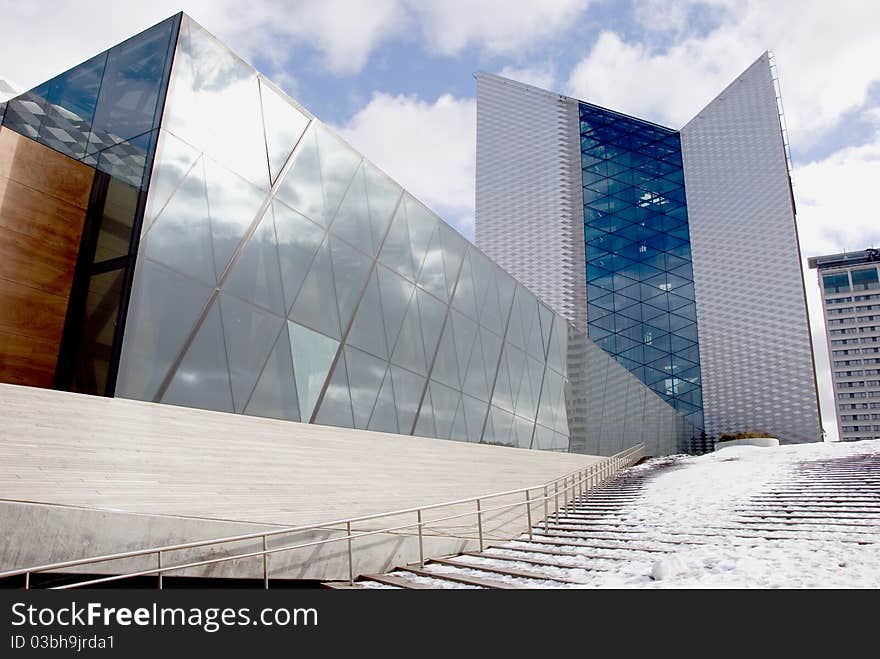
[580,102,704,428]
[0,15,180,396]
[114,16,580,450]
[0,13,698,455]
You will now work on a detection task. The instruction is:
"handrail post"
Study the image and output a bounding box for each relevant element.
[346,522,354,586]
[563,477,568,516]
[262,535,269,590]
[25,572,30,590]
[417,510,425,568]
[554,482,559,520]
[157,551,163,591]
[525,490,533,540]
[543,486,549,531]
[476,499,484,552]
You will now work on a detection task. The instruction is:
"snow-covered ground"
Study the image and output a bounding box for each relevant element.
[571,439,880,588]
[376,439,880,589]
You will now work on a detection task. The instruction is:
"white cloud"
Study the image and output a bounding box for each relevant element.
[408,0,589,56]
[335,92,477,237]
[0,0,594,90]
[567,0,880,143]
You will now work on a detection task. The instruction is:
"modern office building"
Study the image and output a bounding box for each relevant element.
[809,249,880,442]
[0,13,698,459]
[475,58,822,444]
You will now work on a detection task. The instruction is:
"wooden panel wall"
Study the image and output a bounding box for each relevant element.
[0,127,93,387]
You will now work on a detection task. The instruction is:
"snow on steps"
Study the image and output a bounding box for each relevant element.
[324,441,880,589]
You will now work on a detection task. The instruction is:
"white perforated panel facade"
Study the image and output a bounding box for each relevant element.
[680,53,821,443]
[475,72,587,332]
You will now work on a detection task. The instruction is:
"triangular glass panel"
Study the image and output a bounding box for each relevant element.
[513,416,535,449]
[289,236,342,340]
[141,158,215,286]
[417,289,446,369]
[275,125,325,225]
[479,326,503,391]
[363,161,403,256]
[462,331,490,403]
[413,383,436,438]
[116,260,213,400]
[490,407,514,447]
[430,381,460,440]
[391,365,425,436]
[491,345,514,413]
[223,208,285,315]
[272,200,326,313]
[259,78,310,184]
[329,235,373,334]
[314,351,353,428]
[449,397,469,442]
[430,322,461,390]
[330,164,371,250]
[205,157,268,281]
[461,395,487,443]
[451,252,478,320]
[417,222,448,301]
[142,131,202,233]
[344,346,387,430]
[368,366,399,434]
[482,409,496,445]
[316,124,362,225]
[379,202,416,281]
[346,270,388,360]
[405,195,437,279]
[162,299,234,413]
[164,18,268,189]
[289,320,339,422]
[450,311,478,387]
[506,344,528,414]
[245,322,300,422]
[219,293,284,413]
[390,289,427,375]
[377,265,415,359]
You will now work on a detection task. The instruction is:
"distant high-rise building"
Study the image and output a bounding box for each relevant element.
[809,249,880,442]
[475,55,822,444]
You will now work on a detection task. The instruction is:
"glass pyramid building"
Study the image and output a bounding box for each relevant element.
[0,13,699,455]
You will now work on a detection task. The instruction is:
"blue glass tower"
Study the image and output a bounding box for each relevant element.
[579,102,703,428]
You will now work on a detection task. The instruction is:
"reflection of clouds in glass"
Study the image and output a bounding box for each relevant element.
[204,156,267,278]
[259,79,310,183]
[316,124,362,224]
[275,126,325,224]
[143,131,201,231]
[142,158,216,286]
[165,18,268,189]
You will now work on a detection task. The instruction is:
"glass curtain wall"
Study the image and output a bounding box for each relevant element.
[116,16,573,450]
[580,102,704,428]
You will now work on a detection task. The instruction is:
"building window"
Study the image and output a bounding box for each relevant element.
[852,267,880,291]
[823,273,850,293]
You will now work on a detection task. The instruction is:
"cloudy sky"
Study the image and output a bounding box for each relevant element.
[2,0,879,439]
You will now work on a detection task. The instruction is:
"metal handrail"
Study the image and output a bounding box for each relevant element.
[2,443,645,588]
